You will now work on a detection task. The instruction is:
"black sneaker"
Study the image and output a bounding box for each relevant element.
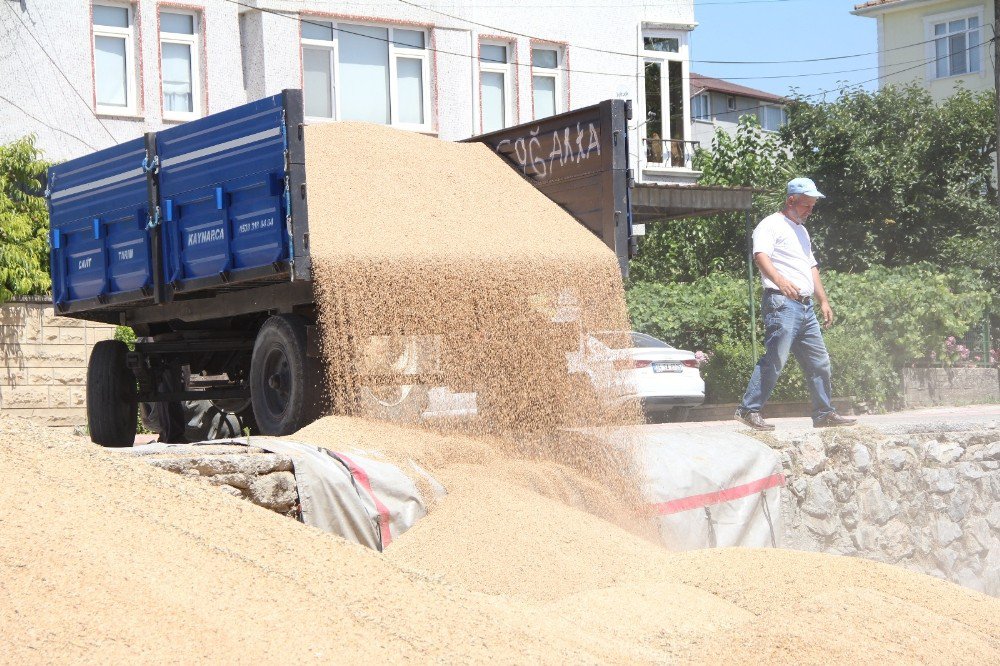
[813,412,857,428]
[735,409,775,431]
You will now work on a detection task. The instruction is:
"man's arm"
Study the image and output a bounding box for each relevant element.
[812,266,834,328]
[754,252,801,299]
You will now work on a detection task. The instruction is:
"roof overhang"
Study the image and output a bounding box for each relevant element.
[642,20,698,31]
[631,184,754,222]
[852,0,939,17]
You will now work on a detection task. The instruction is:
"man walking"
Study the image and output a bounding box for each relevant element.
[735,177,856,431]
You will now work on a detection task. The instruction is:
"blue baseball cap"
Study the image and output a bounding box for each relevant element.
[787,177,825,198]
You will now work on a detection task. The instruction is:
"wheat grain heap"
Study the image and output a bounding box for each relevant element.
[2,416,998,662]
[2,124,998,662]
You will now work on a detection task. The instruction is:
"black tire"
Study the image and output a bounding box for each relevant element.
[358,384,430,423]
[87,340,138,447]
[250,315,323,436]
[356,335,431,423]
[670,406,691,423]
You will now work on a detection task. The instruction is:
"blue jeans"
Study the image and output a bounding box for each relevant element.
[740,291,834,420]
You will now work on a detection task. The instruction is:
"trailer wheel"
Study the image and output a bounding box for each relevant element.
[250,315,322,436]
[87,340,138,447]
[356,335,432,423]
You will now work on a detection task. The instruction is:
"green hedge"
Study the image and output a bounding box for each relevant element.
[626,264,989,409]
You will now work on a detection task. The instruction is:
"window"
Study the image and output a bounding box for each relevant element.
[159,10,201,120]
[480,42,513,133]
[642,36,678,53]
[92,2,137,115]
[642,29,689,168]
[300,18,431,130]
[929,14,981,79]
[301,20,335,118]
[531,47,562,120]
[761,105,787,132]
[692,93,710,121]
[726,96,736,112]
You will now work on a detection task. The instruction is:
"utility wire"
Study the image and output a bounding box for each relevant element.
[665,35,998,134]
[2,3,118,145]
[231,0,954,88]
[0,94,101,152]
[394,0,942,65]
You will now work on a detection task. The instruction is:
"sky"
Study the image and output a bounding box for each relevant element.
[691,0,879,100]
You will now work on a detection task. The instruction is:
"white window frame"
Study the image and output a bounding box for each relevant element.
[299,18,432,132]
[923,7,984,81]
[530,45,563,120]
[301,20,338,121]
[479,39,514,133]
[760,103,786,132]
[640,26,692,170]
[159,9,202,121]
[388,28,431,132]
[691,92,711,121]
[92,1,138,116]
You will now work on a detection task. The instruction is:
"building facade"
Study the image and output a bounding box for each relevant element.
[1,0,702,183]
[852,0,996,102]
[689,73,787,150]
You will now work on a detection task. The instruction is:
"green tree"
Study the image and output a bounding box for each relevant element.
[0,136,50,302]
[628,115,789,284]
[780,84,997,273]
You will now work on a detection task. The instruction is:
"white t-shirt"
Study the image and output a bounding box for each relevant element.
[752,212,817,297]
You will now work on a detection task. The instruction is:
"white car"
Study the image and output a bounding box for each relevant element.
[585,331,706,422]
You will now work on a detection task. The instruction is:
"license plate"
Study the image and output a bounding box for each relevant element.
[652,361,682,373]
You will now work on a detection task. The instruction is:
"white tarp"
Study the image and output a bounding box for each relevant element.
[180,439,438,551]
[634,429,784,550]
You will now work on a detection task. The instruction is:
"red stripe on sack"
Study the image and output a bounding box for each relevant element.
[651,473,786,516]
[338,453,393,548]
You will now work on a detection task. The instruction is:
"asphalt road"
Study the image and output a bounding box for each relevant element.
[652,404,1000,436]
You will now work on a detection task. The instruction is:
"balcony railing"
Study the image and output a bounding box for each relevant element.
[643,138,700,169]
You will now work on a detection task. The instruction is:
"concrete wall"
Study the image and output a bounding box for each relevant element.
[0,297,117,427]
[902,367,1000,408]
[773,426,1000,596]
[1,0,698,183]
[858,0,994,102]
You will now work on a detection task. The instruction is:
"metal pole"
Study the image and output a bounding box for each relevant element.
[745,209,758,361]
[994,0,999,188]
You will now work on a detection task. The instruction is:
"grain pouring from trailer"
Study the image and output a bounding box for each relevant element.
[46,90,641,446]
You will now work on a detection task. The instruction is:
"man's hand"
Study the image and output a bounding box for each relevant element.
[819,301,834,328]
[775,279,802,300]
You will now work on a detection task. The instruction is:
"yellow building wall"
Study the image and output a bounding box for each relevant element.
[876,1,994,102]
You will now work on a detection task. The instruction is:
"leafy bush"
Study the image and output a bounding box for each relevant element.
[114,325,137,350]
[626,273,753,354]
[0,136,50,302]
[627,265,986,408]
[822,264,989,367]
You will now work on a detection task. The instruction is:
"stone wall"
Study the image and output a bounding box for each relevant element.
[0,297,117,427]
[122,444,300,518]
[769,425,1000,596]
[901,367,1000,408]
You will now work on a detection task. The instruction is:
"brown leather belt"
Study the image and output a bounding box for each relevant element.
[765,288,811,305]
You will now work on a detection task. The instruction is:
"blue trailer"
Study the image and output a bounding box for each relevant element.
[48,90,635,446]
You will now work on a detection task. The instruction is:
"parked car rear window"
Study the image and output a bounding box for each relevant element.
[592,331,673,349]
[630,332,672,348]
